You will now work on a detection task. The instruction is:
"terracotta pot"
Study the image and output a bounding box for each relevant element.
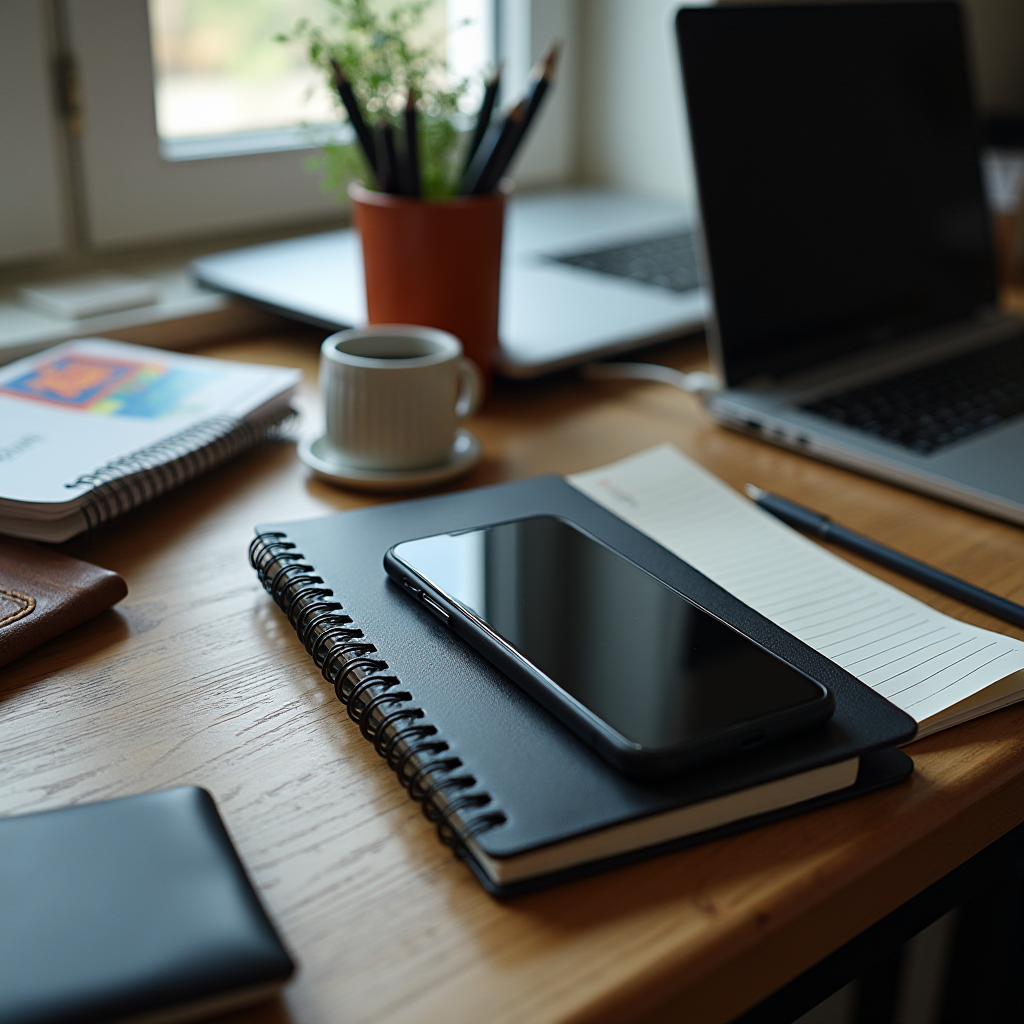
[349,182,509,387]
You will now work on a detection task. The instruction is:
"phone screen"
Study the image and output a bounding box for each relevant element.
[390,515,826,750]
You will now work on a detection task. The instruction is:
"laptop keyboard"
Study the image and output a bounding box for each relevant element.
[802,334,1024,454]
[550,231,702,293]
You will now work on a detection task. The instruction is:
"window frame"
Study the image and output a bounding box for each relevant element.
[65,0,351,249]
[0,0,69,266]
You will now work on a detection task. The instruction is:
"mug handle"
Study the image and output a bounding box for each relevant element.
[455,358,484,419]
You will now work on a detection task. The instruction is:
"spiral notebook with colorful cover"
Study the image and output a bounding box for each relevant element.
[0,338,299,541]
[250,473,916,896]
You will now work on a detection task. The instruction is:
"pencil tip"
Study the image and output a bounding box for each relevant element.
[744,484,766,501]
[542,42,562,79]
[529,42,561,81]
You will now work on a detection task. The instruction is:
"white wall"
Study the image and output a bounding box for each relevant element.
[577,0,702,204]
[574,0,1024,206]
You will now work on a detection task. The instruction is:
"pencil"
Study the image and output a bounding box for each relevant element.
[374,119,398,194]
[462,64,502,176]
[402,88,420,197]
[744,485,1024,629]
[460,100,526,195]
[329,58,378,179]
[478,43,560,192]
[522,44,560,127]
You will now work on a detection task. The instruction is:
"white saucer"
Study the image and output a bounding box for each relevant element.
[298,429,482,492]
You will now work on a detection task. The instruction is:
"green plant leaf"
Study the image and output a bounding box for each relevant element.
[279,0,475,199]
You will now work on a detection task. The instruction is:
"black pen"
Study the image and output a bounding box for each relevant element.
[744,485,1024,629]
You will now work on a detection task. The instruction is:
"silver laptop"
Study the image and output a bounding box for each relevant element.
[677,2,1024,526]
[191,190,709,378]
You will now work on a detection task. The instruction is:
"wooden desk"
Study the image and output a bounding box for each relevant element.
[4,330,1024,1024]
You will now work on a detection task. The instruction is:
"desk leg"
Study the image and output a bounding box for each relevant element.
[855,947,904,1024]
[937,850,1024,1024]
[733,823,1024,1024]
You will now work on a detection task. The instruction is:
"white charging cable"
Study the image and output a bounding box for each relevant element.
[581,361,721,398]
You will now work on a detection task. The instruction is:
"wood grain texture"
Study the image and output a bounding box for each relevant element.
[2,329,1023,1024]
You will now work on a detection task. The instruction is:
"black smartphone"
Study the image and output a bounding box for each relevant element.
[384,515,834,779]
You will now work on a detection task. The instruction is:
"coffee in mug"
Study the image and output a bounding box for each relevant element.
[320,326,482,471]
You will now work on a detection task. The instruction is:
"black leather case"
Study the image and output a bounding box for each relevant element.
[0,787,295,1023]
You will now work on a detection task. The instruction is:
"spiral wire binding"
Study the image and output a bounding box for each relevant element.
[66,411,292,530]
[249,531,507,857]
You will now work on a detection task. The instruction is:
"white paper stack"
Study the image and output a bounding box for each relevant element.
[571,445,1024,736]
[0,338,300,541]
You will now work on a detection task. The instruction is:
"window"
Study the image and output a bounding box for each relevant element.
[150,0,337,154]
[66,0,496,248]
[148,0,493,160]
[1,0,576,266]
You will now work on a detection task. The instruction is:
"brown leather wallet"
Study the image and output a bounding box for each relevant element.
[0,537,127,668]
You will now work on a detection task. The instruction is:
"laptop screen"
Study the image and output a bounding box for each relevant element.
[676,2,997,387]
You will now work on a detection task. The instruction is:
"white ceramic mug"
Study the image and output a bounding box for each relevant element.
[320,325,483,471]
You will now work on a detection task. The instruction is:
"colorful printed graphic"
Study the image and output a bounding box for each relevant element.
[0,354,220,418]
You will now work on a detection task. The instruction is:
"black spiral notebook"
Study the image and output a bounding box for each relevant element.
[251,476,916,896]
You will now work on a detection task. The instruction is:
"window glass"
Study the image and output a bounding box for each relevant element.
[149,0,493,145]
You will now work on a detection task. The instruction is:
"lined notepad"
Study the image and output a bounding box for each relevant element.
[570,445,1024,737]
